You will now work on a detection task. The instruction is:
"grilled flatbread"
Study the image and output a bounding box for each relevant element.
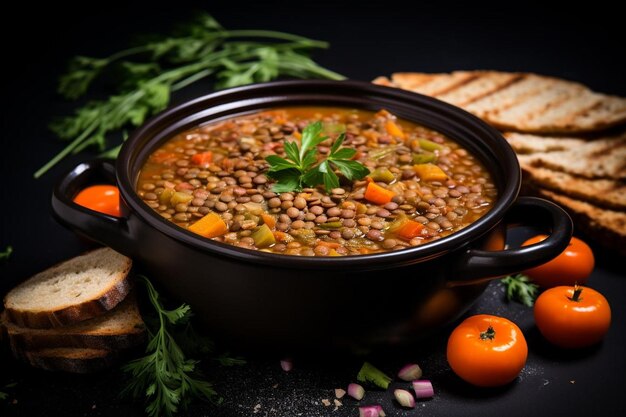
[503,132,588,154]
[374,71,626,134]
[518,134,626,180]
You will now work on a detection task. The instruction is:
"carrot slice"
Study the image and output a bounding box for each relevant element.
[191,151,213,166]
[364,181,396,205]
[413,164,448,182]
[395,220,424,239]
[188,212,228,238]
[261,213,277,230]
[385,120,406,139]
[317,240,341,249]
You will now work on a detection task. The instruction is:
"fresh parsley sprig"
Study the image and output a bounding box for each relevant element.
[35,14,345,178]
[501,274,539,307]
[265,121,369,192]
[122,276,219,417]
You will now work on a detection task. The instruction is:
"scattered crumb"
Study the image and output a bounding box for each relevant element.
[335,388,346,399]
[91,404,97,409]
[12,399,18,405]
[253,403,261,413]
[272,383,279,389]
[321,399,332,407]
[334,399,342,407]
[570,380,576,384]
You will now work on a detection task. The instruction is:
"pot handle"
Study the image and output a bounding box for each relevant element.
[51,159,137,257]
[450,196,573,284]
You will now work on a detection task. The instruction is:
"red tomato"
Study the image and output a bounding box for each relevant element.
[73,185,121,217]
[522,235,594,287]
[447,315,528,387]
[534,285,611,348]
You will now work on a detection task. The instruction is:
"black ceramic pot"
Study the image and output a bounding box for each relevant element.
[52,80,572,352]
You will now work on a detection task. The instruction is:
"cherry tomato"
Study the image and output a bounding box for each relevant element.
[534,285,611,349]
[447,314,528,387]
[73,185,121,217]
[522,235,594,287]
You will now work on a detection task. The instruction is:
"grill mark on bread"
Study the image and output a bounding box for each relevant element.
[436,72,524,106]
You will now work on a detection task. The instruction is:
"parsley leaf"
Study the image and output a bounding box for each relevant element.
[501,274,539,307]
[35,13,345,178]
[121,276,220,417]
[0,246,12,261]
[265,122,370,192]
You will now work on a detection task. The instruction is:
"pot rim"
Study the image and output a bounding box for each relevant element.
[116,79,520,270]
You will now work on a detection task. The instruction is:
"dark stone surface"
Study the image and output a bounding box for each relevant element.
[1,2,624,416]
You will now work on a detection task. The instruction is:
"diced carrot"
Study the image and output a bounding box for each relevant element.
[261,213,276,230]
[191,151,213,166]
[328,249,341,256]
[395,220,425,239]
[293,131,302,139]
[413,163,448,182]
[188,212,228,238]
[364,181,396,205]
[273,231,288,242]
[385,120,406,139]
[317,240,341,249]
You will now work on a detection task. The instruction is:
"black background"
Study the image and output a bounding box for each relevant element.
[1,1,625,416]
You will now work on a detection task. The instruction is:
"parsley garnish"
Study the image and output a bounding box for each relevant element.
[121,276,219,417]
[0,246,12,260]
[265,121,370,192]
[34,14,344,178]
[501,274,539,307]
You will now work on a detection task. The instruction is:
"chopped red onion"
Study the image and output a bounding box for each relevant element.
[412,379,434,399]
[393,389,416,408]
[280,358,293,372]
[397,363,423,381]
[358,405,385,417]
[347,382,365,400]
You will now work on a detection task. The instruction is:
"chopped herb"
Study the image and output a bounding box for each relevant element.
[356,361,392,390]
[265,121,369,192]
[0,382,17,401]
[35,13,344,178]
[121,276,220,417]
[501,274,539,307]
[0,246,12,260]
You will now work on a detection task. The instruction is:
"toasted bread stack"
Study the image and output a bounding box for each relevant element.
[374,71,626,252]
[0,247,146,373]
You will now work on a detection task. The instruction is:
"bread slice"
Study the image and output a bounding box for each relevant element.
[527,187,626,255]
[3,248,132,329]
[519,135,626,180]
[373,71,626,134]
[521,164,626,211]
[503,132,588,154]
[2,295,145,351]
[19,347,115,373]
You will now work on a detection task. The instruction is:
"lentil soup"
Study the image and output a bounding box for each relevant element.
[136,107,497,256]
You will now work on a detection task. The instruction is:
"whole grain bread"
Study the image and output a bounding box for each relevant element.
[3,248,132,329]
[19,347,115,373]
[374,71,626,134]
[1,295,145,351]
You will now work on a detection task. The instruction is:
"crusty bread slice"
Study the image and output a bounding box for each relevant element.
[521,164,626,211]
[19,347,115,373]
[503,132,588,154]
[373,71,626,134]
[528,187,626,255]
[2,295,145,351]
[519,135,626,180]
[3,248,132,329]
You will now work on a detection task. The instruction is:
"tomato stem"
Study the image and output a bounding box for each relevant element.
[480,325,496,341]
[569,285,583,302]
